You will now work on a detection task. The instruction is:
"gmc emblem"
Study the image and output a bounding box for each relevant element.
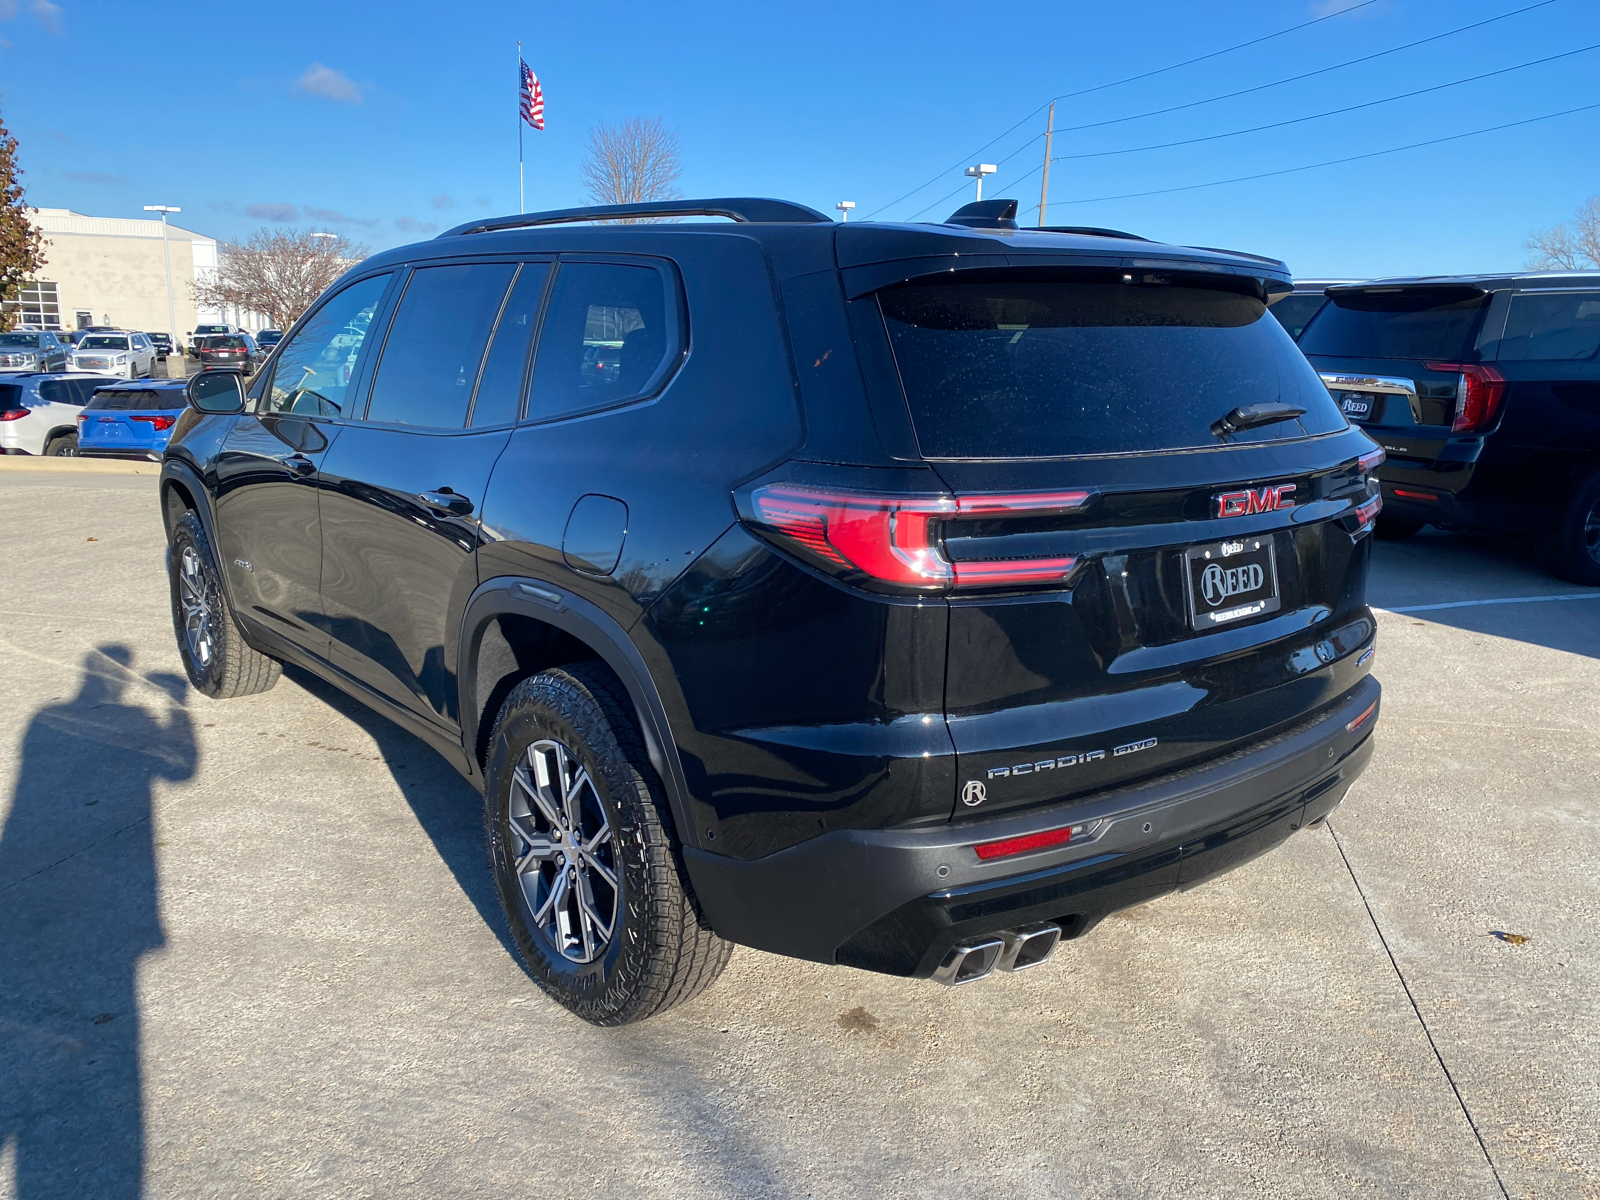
[1216,483,1296,518]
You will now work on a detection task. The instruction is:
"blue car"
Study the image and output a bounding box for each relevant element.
[77,378,189,461]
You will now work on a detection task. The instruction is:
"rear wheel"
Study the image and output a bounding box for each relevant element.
[1374,516,1424,541]
[44,433,78,457]
[484,663,731,1025]
[168,510,281,697]
[1552,473,1600,586]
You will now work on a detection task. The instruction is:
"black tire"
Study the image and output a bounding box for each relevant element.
[485,663,731,1025]
[44,433,78,457]
[168,510,281,698]
[1552,472,1600,586]
[1374,515,1425,541]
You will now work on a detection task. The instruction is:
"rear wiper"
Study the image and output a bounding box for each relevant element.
[1211,403,1306,438]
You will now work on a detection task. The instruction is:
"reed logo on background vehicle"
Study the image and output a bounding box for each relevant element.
[1215,483,1296,518]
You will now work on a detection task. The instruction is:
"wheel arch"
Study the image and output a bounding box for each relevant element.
[460,577,702,852]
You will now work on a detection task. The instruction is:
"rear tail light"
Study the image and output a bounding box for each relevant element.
[0,408,27,421]
[1346,700,1378,733]
[130,414,177,431]
[1424,362,1506,433]
[1356,447,1385,474]
[1353,494,1381,533]
[743,484,1091,593]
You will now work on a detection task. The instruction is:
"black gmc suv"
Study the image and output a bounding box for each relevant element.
[160,197,1383,1025]
[1300,272,1600,582]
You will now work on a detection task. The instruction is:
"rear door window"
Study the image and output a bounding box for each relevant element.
[1299,286,1488,360]
[877,273,1344,459]
[469,262,549,427]
[1497,291,1600,361]
[38,380,74,405]
[364,263,516,428]
[526,261,675,423]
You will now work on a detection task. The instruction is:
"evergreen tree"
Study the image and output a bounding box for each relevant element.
[0,107,47,331]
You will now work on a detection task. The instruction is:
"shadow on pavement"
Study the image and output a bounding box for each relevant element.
[0,645,195,1199]
[1370,529,1600,660]
[280,664,518,960]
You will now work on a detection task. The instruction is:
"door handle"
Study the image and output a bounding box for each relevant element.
[285,454,315,477]
[418,489,475,517]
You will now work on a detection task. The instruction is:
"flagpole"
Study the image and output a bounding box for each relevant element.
[517,41,524,213]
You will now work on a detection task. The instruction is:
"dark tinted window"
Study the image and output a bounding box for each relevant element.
[526,262,671,423]
[265,273,391,417]
[38,379,75,404]
[209,336,248,350]
[83,388,187,411]
[1268,293,1327,341]
[365,263,516,427]
[471,262,549,427]
[80,335,131,350]
[878,274,1345,459]
[1299,287,1488,360]
[1497,291,1600,362]
[0,333,40,346]
[0,384,20,408]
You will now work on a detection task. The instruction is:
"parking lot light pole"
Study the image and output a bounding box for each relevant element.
[143,205,181,351]
[835,201,855,222]
[964,164,997,202]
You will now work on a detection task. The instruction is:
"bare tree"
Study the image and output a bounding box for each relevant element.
[192,227,369,331]
[1525,196,1600,270]
[579,117,683,220]
[0,106,47,332]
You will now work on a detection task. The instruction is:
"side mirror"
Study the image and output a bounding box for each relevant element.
[186,370,246,415]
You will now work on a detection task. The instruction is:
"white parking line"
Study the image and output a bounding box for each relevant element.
[1376,593,1600,615]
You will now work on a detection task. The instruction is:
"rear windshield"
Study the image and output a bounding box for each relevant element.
[206,336,248,349]
[1299,287,1488,360]
[194,325,229,335]
[0,384,21,408]
[84,388,187,411]
[877,274,1345,459]
[80,336,131,350]
[1267,293,1327,341]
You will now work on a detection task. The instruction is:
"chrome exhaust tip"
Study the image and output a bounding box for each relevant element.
[997,922,1062,972]
[930,936,1005,986]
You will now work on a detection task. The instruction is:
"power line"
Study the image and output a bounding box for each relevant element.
[1043,101,1600,208]
[1050,0,1557,136]
[862,0,1381,218]
[1050,42,1600,163]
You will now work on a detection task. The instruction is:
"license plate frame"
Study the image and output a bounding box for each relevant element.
[1184,536,1281,630]
[1337,393,1374,421]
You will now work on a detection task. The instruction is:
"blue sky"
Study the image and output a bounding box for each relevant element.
[1,0,1596,278]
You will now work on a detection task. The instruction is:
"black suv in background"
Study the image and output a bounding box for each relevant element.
[1301,273,1600,583]
[1268,280,1357,342]
[160,197,1383,1025]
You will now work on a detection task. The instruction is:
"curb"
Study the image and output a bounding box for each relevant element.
[0,456,161,476]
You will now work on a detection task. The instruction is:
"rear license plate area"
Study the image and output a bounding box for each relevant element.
[1335,392,1376,421]
[1184,537,1280,629]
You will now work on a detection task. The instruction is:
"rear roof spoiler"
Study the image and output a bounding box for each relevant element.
[439,197,832,238]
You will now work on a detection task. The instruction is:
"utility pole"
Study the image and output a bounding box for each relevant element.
[1037,102,1055,227]
[143,205,181,348]
[964,163,997,201]
[835,201,855,222]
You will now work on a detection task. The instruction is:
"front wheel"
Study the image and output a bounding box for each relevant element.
[484,663,731,1026]
[168,511,281,697]
[1552,473,1600,586]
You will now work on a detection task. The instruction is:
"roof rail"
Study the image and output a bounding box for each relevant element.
[1036,226,1148,241]
[439,197,832,238]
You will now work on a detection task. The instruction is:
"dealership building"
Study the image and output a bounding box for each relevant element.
[8,208,259,338]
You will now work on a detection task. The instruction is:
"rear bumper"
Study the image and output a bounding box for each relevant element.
[80,448,163,461]
[684,674,1379,977]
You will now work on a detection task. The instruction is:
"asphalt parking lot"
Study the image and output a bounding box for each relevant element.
[1,462,1596,1200]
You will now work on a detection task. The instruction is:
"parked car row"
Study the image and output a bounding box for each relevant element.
[1274,271,1600,585]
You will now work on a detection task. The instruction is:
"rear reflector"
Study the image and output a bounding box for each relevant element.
[974,823,1085,861]
[1346,700,1378,733]
[1391,488,1438,501]
[745,483,1090,593]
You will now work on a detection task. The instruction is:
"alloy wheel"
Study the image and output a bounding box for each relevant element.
[507,738,619,964]
[177,544,215,669]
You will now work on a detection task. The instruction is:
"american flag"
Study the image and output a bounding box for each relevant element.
[519,60,544,131]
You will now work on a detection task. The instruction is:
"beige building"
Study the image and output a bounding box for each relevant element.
[10,208,261,338]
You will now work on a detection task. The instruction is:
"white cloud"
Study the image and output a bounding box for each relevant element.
[31,0,61,33]
[246,202,299,222]
[430,193,456,210]
[293,62,362,105]
[303,204,379,229]
[395,216,438,235]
